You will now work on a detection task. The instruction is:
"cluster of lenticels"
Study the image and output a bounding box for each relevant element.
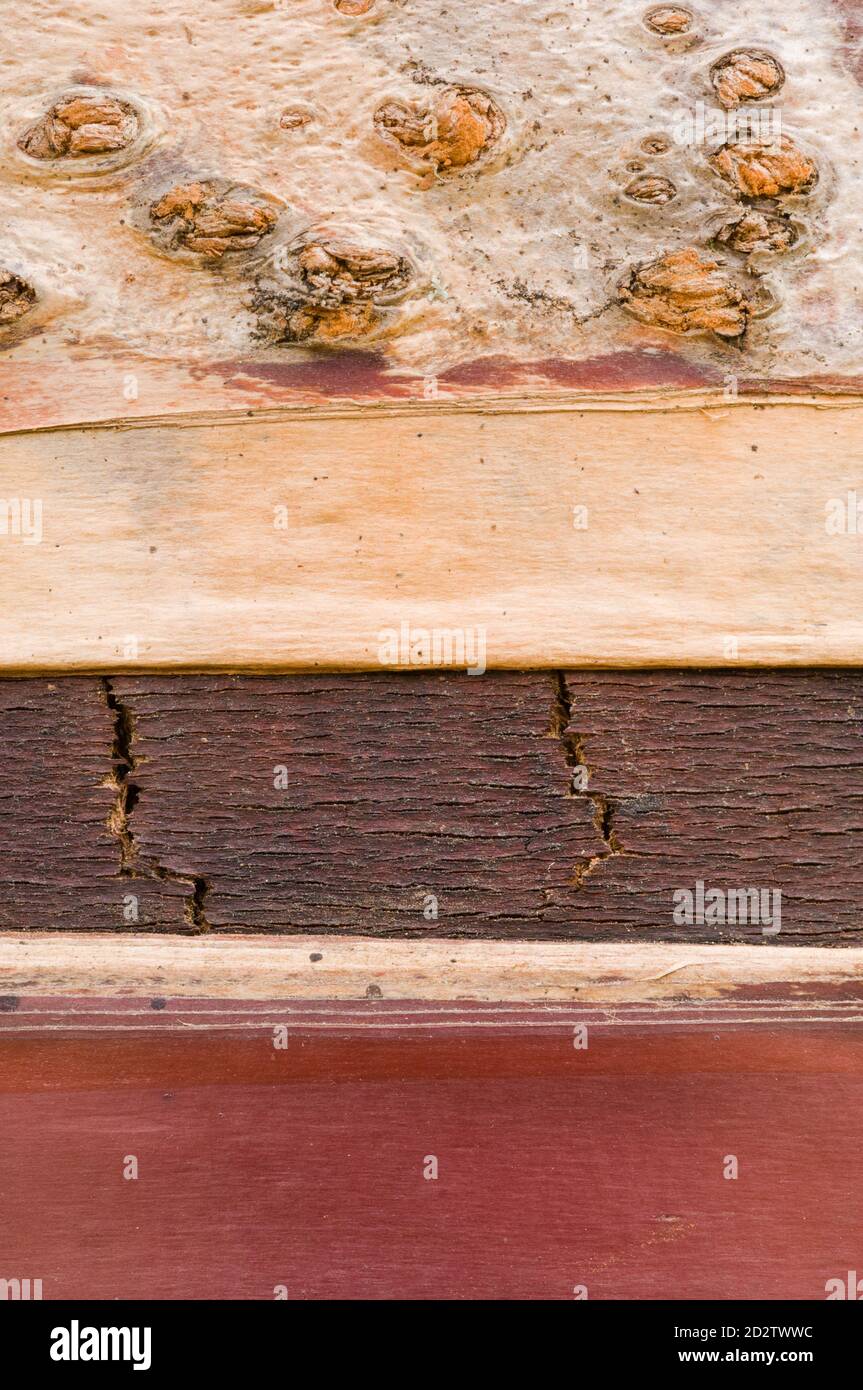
[0,0,506,350]
[618,6,818,341]
[0,2,818,349]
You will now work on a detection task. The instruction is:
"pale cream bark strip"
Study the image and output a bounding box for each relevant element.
[1,398,862,670]
[1,934,862,1003]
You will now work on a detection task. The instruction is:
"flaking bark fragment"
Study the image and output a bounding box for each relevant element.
[149,180,279,259]
[625,174,677,204]
[265,300,380,344]
[374,85,505,172]
[714,208,797,258]
[0,271,36,325]
[644,6,693,34]
[253,231,414,345]
[711,51,785,109]
[280,107,313,130]
[618,246,751,339]
[641,135,671,155]
[19,94,138,160]
[292,238,412,303]
[709,135,817,198]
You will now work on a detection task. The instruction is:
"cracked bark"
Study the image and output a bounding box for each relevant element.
[551,672,626,889]
[102,678,211,932]
[106,672,603,938]
[0,678,187,931]
[0,672,861,942]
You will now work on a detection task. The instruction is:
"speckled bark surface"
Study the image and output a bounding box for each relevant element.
[3,0,863,432]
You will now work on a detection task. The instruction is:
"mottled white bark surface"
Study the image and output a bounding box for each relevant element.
[0,0,860,381]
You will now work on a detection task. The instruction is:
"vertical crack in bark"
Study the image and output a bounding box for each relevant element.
[101,678,211,932]
[551,672,625,888]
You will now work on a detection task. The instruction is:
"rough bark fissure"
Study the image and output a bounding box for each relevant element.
[551,672,625,888]
[101,678,211,932]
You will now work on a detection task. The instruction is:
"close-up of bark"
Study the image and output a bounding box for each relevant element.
[0,0,860,395]
[147,180,280,258]
[18,92,140,160]
[1,0,861,1331]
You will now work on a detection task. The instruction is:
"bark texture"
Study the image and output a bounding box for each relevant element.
[0,672,860,943]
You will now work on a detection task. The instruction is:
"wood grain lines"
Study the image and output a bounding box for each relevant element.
[3,399,863,671]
